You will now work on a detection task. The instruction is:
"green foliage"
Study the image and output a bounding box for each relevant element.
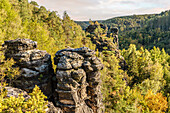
[115,88,168,113]
[0,0,22,41]
[0,0,96,69]
[0,0,170,112]
[115,87,146,113]
[77,10,170,54]
[122,45,166,91]
[100,51,127,112]
[0,85,48,113]
[0,47,19,85]
[101,44,169,112]
[94,25,104,37]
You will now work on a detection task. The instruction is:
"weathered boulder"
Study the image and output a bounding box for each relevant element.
[2,39,54,99]
[3,38,37,51]
[4,86,30,100]
[54,47,104,113]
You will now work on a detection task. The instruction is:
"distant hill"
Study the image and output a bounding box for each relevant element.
[76,10,170,54]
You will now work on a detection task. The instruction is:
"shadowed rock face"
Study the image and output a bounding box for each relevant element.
[3,39,54,99]
[54,47,104,113]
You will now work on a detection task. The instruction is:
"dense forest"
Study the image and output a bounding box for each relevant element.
[0,0,170,113]
[76,10,170,54]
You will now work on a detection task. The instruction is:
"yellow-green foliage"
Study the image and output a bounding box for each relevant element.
[113,88,168,113]
[122,45,167,90]
[0,47,47,113]
[0,48,19,84]
[1,0,170,112]
[0,85,48,113]
[115,87,146,113]
[144,90,168,113]
[0,0,96,69]
[100,50,127,112]
[102,45,170,112]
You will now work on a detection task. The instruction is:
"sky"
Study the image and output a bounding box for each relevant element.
[29,0,170,21]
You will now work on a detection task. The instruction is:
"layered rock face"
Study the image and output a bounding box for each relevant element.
[2,39,54,98]
[54,47,104,113]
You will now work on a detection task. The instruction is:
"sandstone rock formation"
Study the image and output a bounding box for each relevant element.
[2,39,105,113]
[86,24,127,70]
[54,47,104,113]
[2,39,54,99]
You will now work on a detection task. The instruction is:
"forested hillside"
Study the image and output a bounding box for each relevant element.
[0,0,170,113]
[76,10,170,54]
[0,0,95,56]
[83,20,170,112]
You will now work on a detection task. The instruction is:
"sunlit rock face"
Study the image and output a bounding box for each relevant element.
[3,39,54,99]
[54,47,104,113]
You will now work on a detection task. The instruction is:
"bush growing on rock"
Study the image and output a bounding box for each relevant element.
[0,85,48,113]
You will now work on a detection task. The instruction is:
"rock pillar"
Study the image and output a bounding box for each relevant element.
[54,47,104,113]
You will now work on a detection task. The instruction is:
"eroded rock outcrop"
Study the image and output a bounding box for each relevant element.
[86,24,127,70]
[2,39,105,113]
[2,39,54,99]
[54,47,104,113]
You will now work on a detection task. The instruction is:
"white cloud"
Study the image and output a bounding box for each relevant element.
[30,0,170,21]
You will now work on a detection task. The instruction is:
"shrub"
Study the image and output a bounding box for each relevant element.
[0,85,48,113]
[144,90,168,113]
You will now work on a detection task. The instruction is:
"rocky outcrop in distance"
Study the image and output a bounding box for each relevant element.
[85,24,127,70]
[2,39,104,113]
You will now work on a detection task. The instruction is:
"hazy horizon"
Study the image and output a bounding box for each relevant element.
[29,0,170,21]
